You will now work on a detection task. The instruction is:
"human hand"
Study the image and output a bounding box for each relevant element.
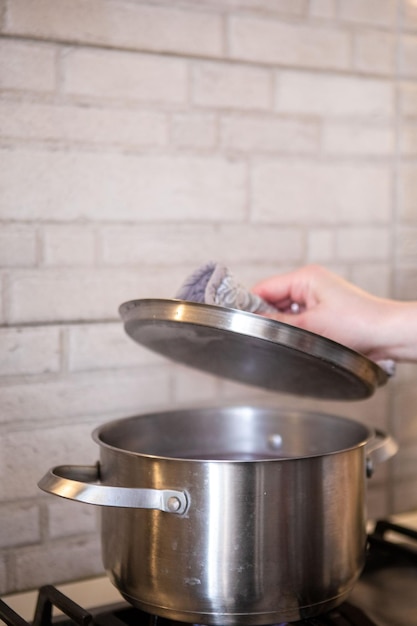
[252,265,408,362]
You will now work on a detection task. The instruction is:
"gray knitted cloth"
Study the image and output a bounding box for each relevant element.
[176,261,276,315]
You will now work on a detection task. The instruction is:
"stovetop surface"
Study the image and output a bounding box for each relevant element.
[1,521,417,626]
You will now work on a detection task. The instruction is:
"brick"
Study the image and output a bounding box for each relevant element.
[399,82,417,117]
[396,227,417,261]
[400,34,417,78]
[171,113,217,149]
[338,0,399,27]
[68,323,165,372]
[220,114,320,153]
[276,71,395,117]
[0,39,56,92]
[171,364,221,403]
[0,149,246,223]
[400,122,417,156]
[100,223,303,267]
[0,226,37,268]
[6,0,223,58]
[366,485,389,521]
[15,535,103,590]
[394,266,417,299]
[6,269,152,323]
[0,327,60,376]
[309,0,337,19]
[0,503,40,548]
[393,381,417,441]
[322,121,395,156]
[195,0,308,16]
[0,557,6,595]
[192,60,271,110]
[0,100,167,147]
[392,443,417,479]
[63,48,187,104]
[0,285,4,326]
[0,0,5,27]
[46,499,98,539]
[398,163,417,221]
[0,422,98,500]
[353,30,396,75]
[335,227,390,261]
[393,477,417,513]
[42,225,96,266]
[6,266,201,324]
[229,15,350,69]
[350,264,391,298]
[251,161,391,225]
[307,229,335,262]
[0,368,171,428]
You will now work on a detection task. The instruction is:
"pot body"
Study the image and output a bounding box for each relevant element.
[95,406,369,624]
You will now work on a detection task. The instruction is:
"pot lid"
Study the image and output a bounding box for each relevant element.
[119,299,388,400]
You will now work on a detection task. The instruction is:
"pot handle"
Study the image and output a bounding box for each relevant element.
[38,463,189,515]
[365,429,398,478]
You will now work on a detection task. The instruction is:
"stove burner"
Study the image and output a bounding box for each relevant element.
[0,521,416,626]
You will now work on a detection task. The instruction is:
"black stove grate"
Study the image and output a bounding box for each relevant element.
[0,586,380,626]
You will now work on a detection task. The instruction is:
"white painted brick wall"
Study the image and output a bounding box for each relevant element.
[338,0,398,27]
[0,40,56,91]
[322,121,395,156]
[171,112,217,149]
[0,100,168,147]
[335,227,391,261]
[0,227,38,268]
[399,163,417,220]
[67,323,165,371]
[42,226,96,267]
[251,161,391,224]
[6,269,176,323]
[396,226,417,261]
[220,114,320,153]
[62,48,188,104]
[399,82,417,116]
[46,499,98,540]
[309,0,337,19]
[0,368,171,428]
[400,34,417,78]
[0,504,40,549]
[400,123,417,155]
[0,150,247,222]
[5,0,224,58]
[1,0,417,596]
[192,60,272,110]
[276,71,395,117]
[0,327,61,376]
[353,30,396,75]
[0,423,98,501]
[15,535,103,589]
[99,224,303,267]
[229,15,351,69]
[307,229,335,262]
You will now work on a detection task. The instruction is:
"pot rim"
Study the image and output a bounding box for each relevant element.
[91,405,373,463]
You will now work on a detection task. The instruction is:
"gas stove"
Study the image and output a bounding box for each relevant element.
[1,520,417,626]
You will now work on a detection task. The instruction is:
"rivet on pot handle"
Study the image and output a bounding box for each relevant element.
[38,463,189,515]
[365,429,398,478]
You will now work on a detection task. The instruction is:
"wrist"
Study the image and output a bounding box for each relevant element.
[374,300,417,362]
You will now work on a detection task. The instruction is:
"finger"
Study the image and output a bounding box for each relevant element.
[252,272,299,304]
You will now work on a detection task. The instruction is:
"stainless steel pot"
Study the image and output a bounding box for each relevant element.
[38,406,397,624]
